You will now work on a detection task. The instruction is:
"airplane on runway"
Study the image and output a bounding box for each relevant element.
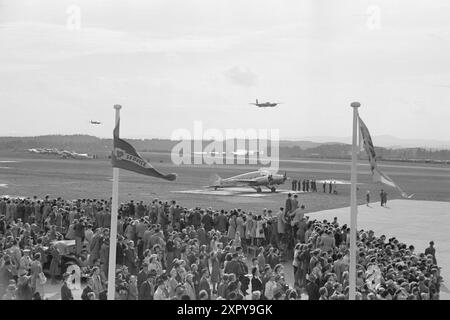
[209,169,288,193]
[90,120,101,125]
[249,99,282,108]
[60,150,91,159]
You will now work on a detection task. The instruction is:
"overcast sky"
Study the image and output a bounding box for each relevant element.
[1,0,450,141]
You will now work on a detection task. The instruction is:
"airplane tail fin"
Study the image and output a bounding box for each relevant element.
[256,99,258,104]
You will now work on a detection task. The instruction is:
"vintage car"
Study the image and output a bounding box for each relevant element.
[42,240,85,279]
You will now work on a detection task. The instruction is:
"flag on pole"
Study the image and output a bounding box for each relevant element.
[111,120,177,181]
[358,115,412,198]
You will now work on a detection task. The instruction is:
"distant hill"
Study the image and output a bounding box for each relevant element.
[0,135,449,162]
[300,135,450,150]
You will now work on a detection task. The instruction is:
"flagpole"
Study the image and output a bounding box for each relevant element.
[107,104,121,300]
[349,101,360,300]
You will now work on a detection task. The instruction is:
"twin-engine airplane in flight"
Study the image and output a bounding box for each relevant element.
[209,169,288,193]
[90,120,102,125]
[249,99,282,108]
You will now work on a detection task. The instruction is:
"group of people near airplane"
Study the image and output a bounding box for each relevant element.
[0,194,442,300]
[291,178,338,194]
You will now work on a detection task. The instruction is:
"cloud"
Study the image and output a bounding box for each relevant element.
[223,66,257,87]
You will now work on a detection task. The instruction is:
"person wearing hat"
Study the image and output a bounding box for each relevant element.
[174,283,186,300]
[251,266,263,294]
[184,273,196,300]
[2,283,17,300]
[425,241,437,265]
[153,275,169,300]
[127,275,139,300]
[264,272,277,300]
[198,268,211,299]
[15,268,32,300]
[306,273,319,300]
[60,272,73,300]
[29,252,45,296]
[0,260,15,297]
[224,252,245,277]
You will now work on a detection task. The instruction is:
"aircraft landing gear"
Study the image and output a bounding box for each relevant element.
[256,187,262,193]
[270,187,276,193]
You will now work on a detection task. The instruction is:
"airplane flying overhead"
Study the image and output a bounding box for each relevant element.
[90,120,102,124]
[249,99,282,108]
[208,169,288,193]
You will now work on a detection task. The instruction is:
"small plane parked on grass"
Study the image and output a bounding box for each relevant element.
[208,168,288,193]
[60,150,91,159]
[249,99,282,108]
[27,148,91,159]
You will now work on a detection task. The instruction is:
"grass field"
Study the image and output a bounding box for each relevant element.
[1,151,449,214]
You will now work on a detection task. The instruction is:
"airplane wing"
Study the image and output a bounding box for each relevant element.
[232,179,260,184]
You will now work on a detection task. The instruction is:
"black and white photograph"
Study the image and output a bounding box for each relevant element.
[0,0,448,308]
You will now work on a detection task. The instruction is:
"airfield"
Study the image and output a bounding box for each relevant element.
[1,151,449,299]
[1,151,449,214]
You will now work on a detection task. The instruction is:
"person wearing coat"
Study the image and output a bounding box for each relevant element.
[81,277,94,300]
[236,215,245,242]
[214,211,228,233]
[227,215,237,240]
[124,241,138,275]
[251,267,264,293]
[306,274,320,300]
[102,209,111,229]
[48,245,61,284]
[184,273,196,300]
[245,215,254,246]
[209,252,220,293]
[127,275,138,300]
[30,253,45,296]
[16,273,33,300]
[61,273,73,300]
[198,269,211,299]
[99,241,109,276]
[91,267,104,298]
[88,231,103,265]
[139,276,155,300]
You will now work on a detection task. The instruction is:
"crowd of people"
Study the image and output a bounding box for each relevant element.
[291,178,338,194]
[0,193,442,300]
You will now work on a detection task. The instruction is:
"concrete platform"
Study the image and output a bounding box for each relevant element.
[308,199,450,299]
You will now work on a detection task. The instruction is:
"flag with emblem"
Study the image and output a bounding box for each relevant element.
[111,120,177,181]
[358,115,412,198]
